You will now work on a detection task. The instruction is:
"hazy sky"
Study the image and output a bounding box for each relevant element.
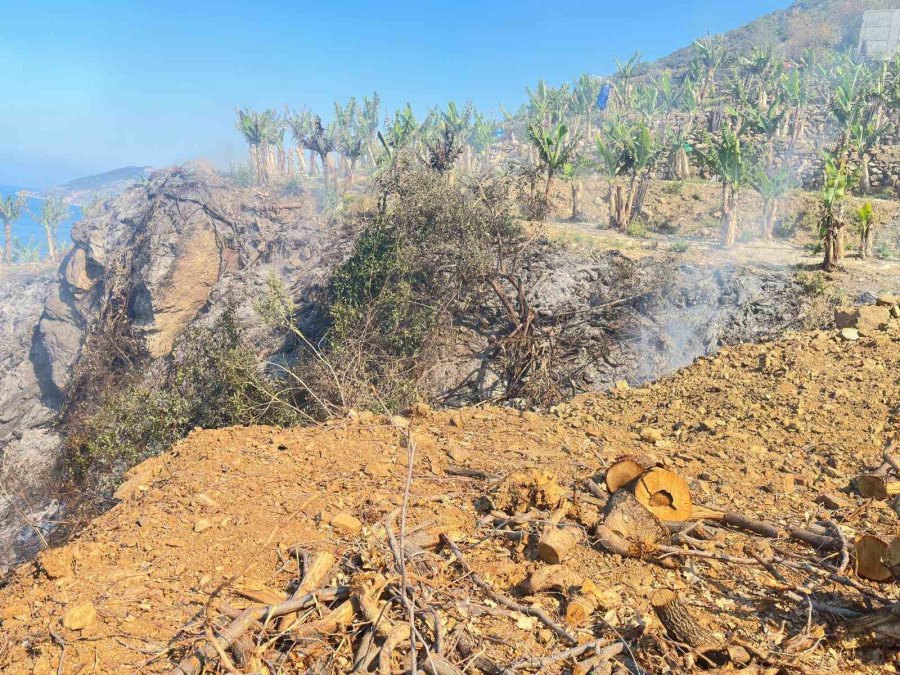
[2,0,789,188]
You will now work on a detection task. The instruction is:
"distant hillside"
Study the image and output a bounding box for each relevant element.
[51,166,153,205]
[654,0,898,72]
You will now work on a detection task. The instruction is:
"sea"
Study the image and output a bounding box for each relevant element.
[0,185,82,258]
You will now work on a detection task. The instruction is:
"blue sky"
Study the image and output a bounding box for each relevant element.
[1,0,789,188]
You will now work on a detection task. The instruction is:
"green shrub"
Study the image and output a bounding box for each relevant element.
[224,162,256,187]
[670,240,690,253]
[662,180,684,196]
[65,309,283,496]
[625,219,648,238]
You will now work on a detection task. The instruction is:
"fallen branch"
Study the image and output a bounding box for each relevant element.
[169,587,348,675]
[440,534,578,645]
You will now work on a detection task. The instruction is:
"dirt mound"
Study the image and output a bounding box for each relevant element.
[1,319,898,673]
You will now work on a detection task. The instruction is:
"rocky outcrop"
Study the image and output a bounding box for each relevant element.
[0,165,354,567]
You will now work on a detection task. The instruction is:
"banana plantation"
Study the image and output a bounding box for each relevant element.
[233,38,900,271]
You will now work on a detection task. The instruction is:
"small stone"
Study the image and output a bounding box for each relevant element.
[815,492,848,510]
[839,327,859,341]
[892,305,900,319]
[727,644,751,666]
[448,413,464,428]
[364,461,391,477]
[38,548,74,579]
[875,295,898,307]
[331,512,362,535]
[448,447,471,463]
[62,602,97,631]
[699,418,722,432]
[614,380,629,391]
[193,519,212,533]
[640,427,663,443]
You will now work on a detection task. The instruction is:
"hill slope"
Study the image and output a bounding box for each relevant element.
[655,0,899,72]
[1,318,898,673]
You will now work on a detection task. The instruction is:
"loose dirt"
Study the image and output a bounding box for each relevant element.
[1,320,898,673]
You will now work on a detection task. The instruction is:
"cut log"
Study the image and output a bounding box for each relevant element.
[602,490,670,548]
[885,538,900,579]
[522,565,581,595]
[633,468,693,521]
[855,535,894,582]
[850,602,900,643]
[537,524,582,565]
[605,454,659,492]
[855,474,900,500]
[650,589,720,651]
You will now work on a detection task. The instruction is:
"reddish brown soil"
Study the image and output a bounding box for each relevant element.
[1,321,898,673]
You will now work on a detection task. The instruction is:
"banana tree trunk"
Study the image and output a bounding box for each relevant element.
[2,219,11,264]
[720,183,738,248]
[571,180,582,221]
[860,225,874,259]
[859,155,870,193]
[308,151,318,177]
[762,199,777,240]
[295,146,307,172]
[822,218,845,270]
[42,225,57,261]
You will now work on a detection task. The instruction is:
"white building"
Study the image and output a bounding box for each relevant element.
[859,9,900,59]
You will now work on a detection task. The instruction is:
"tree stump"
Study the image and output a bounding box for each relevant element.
[650,589,720,651]
[603,490,670,548]
[605,454,660,493]
[855,535,894,582]
[633,468,693,521]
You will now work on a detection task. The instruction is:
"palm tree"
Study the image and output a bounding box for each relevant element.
[0,193,26,264]
[527,122,577,214]
[38,195,69,260]
[696,126,752,248]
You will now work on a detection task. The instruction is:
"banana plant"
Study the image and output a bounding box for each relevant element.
[38,195,69,261]
[0,193,27,264]
[695,126,752,247]
[334,98,366,187]
[527,122,578,212]
[848,118,889,193]
[856,201,875,259]
[571,73,599,138]
[613,51,641,105]
[818,155,857,270]
[750,162,793,240]
[468,112,500,171]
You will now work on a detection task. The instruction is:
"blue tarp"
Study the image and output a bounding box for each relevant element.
[596,82,612,110]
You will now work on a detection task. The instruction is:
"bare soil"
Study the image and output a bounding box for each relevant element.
[1,316,898,673]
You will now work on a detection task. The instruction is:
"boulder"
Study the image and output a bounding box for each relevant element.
[834,306,890,336]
